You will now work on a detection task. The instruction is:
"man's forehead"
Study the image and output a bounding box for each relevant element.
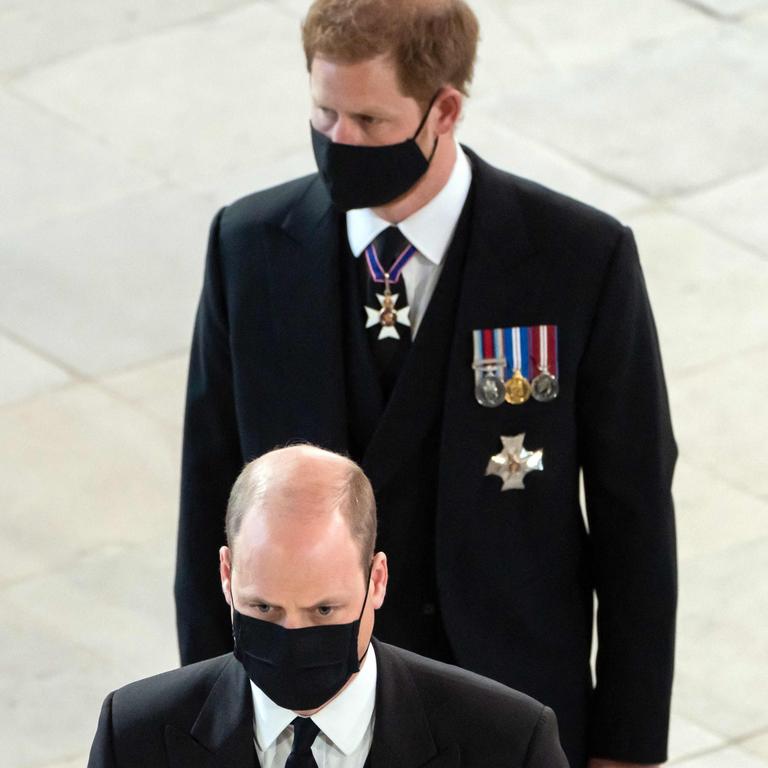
[234,505,357,556]
[233,569,362,601]
[310,54,407,100]
[231,541,366,601]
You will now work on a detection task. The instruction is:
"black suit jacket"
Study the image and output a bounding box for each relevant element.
[175,148,677,765]
[87,640,568,767]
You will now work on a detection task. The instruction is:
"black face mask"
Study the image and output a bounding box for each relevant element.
[311,92,440,212]
[231,574,371,711]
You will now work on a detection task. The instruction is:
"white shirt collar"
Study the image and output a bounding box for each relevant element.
[251,643,377,756]
[346,141,472,266]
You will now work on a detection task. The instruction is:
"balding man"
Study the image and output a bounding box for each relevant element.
[89,446,568,767]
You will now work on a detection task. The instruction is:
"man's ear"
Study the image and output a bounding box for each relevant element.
[433,87,463,135]
[370,552,388,610]
[220,546,233,607]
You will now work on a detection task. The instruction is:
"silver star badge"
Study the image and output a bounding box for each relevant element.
[485,433,544,491]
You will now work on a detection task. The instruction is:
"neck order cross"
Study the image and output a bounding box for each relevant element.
[363,226,417,340]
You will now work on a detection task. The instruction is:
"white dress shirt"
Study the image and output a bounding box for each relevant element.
[251,644,377,768]
[346,142,473,337]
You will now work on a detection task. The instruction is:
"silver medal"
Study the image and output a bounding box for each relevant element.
[475,371,506,408]
[472,357,506,408]
[531,371,559,402]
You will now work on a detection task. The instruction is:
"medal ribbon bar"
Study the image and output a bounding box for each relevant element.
[472,330,505,386]
[472,325,559,406]
[503,326,531,380]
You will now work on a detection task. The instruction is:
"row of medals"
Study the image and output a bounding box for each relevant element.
[473,358,559,408]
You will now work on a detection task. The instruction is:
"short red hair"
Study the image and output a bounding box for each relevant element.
[302,0,480,104]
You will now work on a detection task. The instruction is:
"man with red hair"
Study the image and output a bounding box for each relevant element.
[176,2,677,766]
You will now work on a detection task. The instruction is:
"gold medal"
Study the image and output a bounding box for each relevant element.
[504,369,531,405]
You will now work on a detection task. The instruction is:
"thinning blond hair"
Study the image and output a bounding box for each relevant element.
[225,445,377,573]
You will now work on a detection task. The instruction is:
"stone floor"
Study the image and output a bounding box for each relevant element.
[1,1,766,765]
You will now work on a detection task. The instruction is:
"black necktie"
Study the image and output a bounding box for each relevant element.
[362,226,415,398]
[285,717,320,768]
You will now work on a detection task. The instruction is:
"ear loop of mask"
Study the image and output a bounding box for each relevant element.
[227,565,237,639]
[356,560,375,667]
[413,89,443,162]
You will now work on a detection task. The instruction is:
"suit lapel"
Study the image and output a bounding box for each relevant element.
[453,147,543,332]
[368,641,460,768]
[165,656,258,768]
[434,149,558,509]
[263,176,349,453]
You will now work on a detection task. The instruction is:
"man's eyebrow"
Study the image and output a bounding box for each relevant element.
[353,105,396,119]
[237,594,347,608]
[350,111,385,122]
[240,593,279,606]
[311,97,390,121]
[304,596,346,609]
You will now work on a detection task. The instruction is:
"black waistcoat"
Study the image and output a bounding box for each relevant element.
[339,188,474,658]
